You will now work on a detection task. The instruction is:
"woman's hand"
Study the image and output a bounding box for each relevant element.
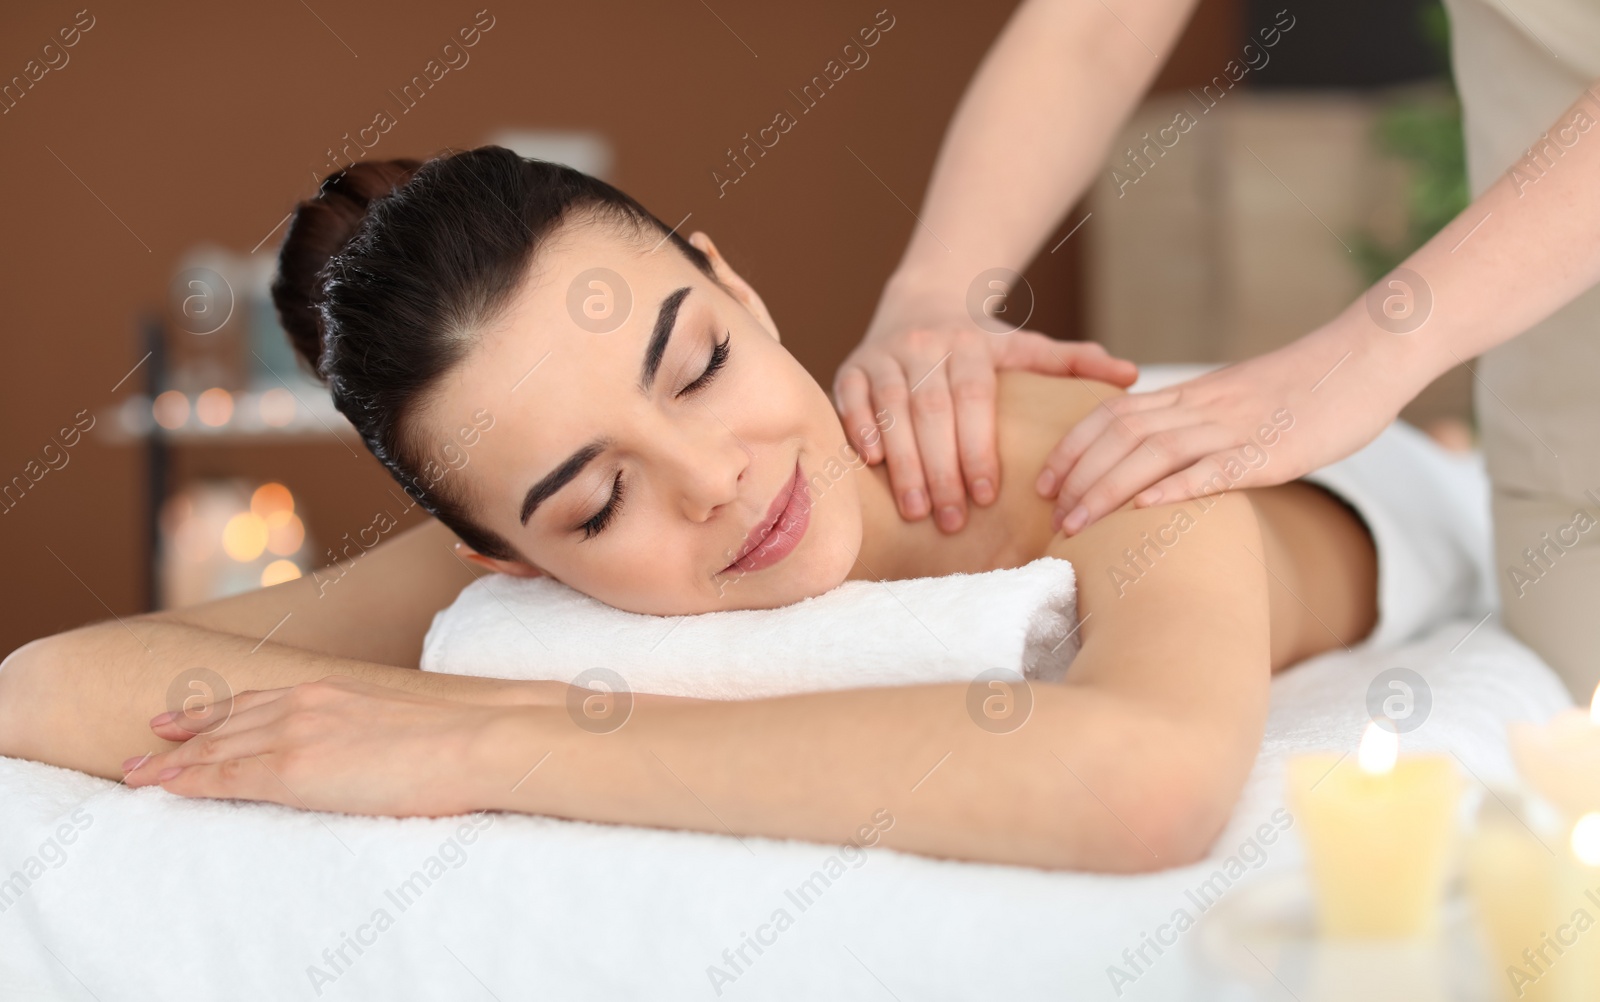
[1037,325,1414,534]
[834,293,1137,534]
[122,676,509,817]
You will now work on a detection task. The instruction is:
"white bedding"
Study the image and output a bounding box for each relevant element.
[0,615,1569,1000]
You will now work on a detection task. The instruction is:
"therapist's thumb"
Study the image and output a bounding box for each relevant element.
[992,332,1138,386]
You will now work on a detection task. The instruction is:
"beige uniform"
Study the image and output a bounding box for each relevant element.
[1443,0,1600,697]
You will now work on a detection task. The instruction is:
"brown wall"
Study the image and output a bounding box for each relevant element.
[0,0,1236,654]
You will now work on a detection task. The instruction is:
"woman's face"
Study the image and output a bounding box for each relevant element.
[429,217,868,615]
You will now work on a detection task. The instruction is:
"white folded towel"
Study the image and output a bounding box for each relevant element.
[421,558,1081,698]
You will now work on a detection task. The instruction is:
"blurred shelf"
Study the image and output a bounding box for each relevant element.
[96,386,360,446]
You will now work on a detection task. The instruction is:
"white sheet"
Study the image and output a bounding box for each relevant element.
[0,616,1569,1000]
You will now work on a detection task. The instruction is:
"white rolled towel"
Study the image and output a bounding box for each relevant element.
[421,557,1081,699]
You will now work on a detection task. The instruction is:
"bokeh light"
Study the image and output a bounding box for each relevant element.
[152,390,190,430]
[258,387,297,427]
[261,559,303,587]
[251,482,294,520]
[266,513,305,556]
[195,387,234,427]
[222,512,269,562]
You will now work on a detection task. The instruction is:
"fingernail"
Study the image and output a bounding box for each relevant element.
[937,505,962,531]
[904,488,927,517]
[1051,508,1065,531]
[122,756,147,773]
[157,767,182,781]
[1064,506,1089,534]
[1137,488,1162,506]
[150,711,177,727]
[1035,470,1056,496]
[972,478,995,505]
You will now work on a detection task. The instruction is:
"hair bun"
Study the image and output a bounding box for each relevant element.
[270,158,423,379]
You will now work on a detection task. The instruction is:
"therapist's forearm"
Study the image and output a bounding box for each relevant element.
[475,681,1214,872]
[1326,80,1600,390]
[888,0,1200,298]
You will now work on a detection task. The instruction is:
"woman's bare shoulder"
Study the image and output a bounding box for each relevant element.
[1043,490,1272,701]
[995,371,1129,449]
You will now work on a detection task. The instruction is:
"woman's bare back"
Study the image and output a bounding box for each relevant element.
[974,372,1378,673]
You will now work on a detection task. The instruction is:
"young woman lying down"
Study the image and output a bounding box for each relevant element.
[0,147,1383,873]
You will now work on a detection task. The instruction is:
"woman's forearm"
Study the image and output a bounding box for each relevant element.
[473,680,1226,872]
[467,501,1272,873]
[889,0,1199,299]
[0,617,541,779]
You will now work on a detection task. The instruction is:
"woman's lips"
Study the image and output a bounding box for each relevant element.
[723,461,810,574]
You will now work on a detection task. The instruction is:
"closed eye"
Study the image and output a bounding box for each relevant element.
[677,330,730,397]
[577,331,731,540]
[579,471,625,540]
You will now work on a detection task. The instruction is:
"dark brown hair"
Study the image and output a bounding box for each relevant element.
[270,146,716,562]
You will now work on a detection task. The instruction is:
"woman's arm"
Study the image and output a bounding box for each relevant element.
[0,616,544,780]
[474,492,1271,870]
[0,517,698,780]
[142,515,483,667]
[129,492,1271,872]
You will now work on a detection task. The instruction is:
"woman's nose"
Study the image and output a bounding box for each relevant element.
[658,420,750,522]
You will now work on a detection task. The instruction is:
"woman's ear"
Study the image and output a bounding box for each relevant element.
[452,540,547,579]
[686,231,781,343]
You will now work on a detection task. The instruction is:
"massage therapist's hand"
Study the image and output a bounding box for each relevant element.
[835,278,1137,533]
[122,676,508,817]
[1039,325,1414,535]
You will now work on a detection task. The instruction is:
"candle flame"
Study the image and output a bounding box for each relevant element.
[1574,813,1600,866]
[1589,682,1600,725]
[1357,720,1399,775]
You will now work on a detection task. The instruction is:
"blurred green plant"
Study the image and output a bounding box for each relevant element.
[1350,1,1470,284]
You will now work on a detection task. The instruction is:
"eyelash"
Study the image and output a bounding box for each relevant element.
[580,471,626,540]
[578,331,732,540]
[676,330,730,398]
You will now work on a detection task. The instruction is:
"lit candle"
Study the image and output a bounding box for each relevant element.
[1509,684,1600,824]
[1287,721,1463,937]
[1563,814,1600,1001]
[1464,794,1568,1001]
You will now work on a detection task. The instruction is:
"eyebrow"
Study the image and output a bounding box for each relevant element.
[518,285,693,527]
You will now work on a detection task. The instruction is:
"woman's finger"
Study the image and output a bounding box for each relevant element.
[148,695,291,756]
[1059,424,1243,535]
[904,352,968,532]
[126,706,285,785]
[946,345,1000,507]
[860,355,930,520]
[151,686,291,741]
[159,755,291,805]
[832,362,884,465]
